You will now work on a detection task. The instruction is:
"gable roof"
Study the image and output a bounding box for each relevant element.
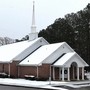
[19,42,64,66]
[53,52,75,66]
[0,37,48,63]
[19,41,88,68]
[42,42,74,64]
[53,52,88,67]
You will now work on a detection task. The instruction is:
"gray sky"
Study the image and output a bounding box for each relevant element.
[0,0,89,39]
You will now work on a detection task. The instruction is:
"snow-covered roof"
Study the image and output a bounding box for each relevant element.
[0,38,42,63]
[19,42,64,66]
[53,52,75,66]
[53,52,88,67]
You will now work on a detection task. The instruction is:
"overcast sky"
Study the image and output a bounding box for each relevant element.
[0,0,89,39]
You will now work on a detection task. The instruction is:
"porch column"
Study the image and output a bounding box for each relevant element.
[82,67,84,80]
[62,67,64,81]
[68,67,70,81]
[53,67,55,80]
[36,66,39,78]
[77,67,79,80]
[8,63,10,77]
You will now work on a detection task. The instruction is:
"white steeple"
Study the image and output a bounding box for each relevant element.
[31,1,36,33]
[29,1,38,41]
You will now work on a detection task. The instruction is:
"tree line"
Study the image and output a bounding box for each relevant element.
[17,4,90,66]
[38,4,90,65]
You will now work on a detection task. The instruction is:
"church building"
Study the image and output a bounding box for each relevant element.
[0,1,88,81]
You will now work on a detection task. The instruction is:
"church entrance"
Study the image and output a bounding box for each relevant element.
[70,62,78,80]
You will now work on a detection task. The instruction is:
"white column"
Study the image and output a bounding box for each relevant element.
[77,67,79,80]
[68,67,70,81]
[62,67,64,81]
[82,67,84,80]
[53,67,55,80]
[8,63,10,77]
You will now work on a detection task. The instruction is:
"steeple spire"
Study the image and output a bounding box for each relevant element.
[29,1,38,41]
[31,1,36,33]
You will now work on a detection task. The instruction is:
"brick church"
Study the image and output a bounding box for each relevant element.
[0,1,88,81]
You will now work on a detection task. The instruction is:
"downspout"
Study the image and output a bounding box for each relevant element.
[8,63,10,77]
[49,65,51,84]
[36,66,39,78]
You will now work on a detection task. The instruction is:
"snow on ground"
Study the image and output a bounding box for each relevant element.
[0,78,68,90]
[0,78,90,90]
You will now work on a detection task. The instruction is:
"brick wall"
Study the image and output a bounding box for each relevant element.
[19,66,37,78]
[19,64,51,80]
[38,64,50,79]
[10,61,19,78]
[0,61,19,78]
[4,64,9,74]
[0,63,9,74]
[0,64,4,72]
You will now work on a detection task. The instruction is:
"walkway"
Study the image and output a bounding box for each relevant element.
[0,78,90,90]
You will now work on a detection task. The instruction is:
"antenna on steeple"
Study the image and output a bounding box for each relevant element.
[29,1,38,41]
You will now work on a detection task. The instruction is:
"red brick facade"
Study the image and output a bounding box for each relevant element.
[0,63,9,74]
[0,61,19,78]
[19,64,51,80]
[10,61,19,78]
[19,66,37,78]
[38,64,50,79]
[0,62,84,81]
